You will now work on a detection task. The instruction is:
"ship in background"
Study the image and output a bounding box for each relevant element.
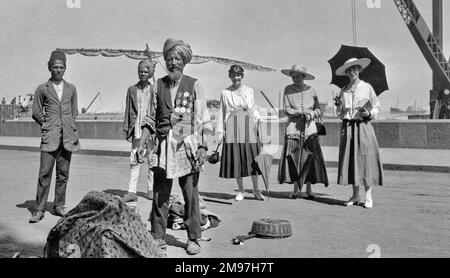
[390,98,427,115]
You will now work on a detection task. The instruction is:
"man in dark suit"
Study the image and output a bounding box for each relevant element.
[29,50,80,223]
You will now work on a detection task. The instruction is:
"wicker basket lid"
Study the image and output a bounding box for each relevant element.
[250,218,292,238]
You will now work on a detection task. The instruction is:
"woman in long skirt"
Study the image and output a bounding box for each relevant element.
[278,65,329,199]
[216,65,265,201]
[334,58,384,209]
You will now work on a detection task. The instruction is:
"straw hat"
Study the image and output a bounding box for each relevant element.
[281,64,315,80]
[335,58,371,76]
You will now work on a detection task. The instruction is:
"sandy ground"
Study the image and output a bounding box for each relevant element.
[0,150,449,258]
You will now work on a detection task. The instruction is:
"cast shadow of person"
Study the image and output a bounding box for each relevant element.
[102,189,128,198]
[103,189,152,200]
[242,189,346,205]
[299,194,348,206]
[164,233,188,249]
[16,200,55,214]
[199,191,235,201]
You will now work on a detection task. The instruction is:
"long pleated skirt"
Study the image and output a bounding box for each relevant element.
[278,134,329,186]
[219,142,261,178]
[337,120,383,186]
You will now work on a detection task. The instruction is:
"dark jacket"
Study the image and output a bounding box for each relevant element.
[32,80,80,152]
[155,75,197,140]
[122,82,156,142]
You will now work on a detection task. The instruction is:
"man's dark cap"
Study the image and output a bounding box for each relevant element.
[48,50,66,66]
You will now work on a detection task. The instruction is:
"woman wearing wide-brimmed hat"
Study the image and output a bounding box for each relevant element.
[278,65,329,199]
[216,65,265,201]
[334,58,383,209]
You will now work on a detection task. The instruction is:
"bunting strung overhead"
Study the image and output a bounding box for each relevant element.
[56,44,276,72]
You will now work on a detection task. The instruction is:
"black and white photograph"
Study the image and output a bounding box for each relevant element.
[0,0,449,263]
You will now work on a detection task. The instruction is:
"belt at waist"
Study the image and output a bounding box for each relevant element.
[342,119,369,124]
[46,113,72,117]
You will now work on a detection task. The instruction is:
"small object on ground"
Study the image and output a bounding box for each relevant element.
[202,197,233,205]
[44,191,165,258]
[232,218,292,245]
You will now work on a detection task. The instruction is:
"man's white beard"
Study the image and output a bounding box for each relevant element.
[168,69,183,81]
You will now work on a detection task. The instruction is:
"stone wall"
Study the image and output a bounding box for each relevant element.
[1,119,450,149]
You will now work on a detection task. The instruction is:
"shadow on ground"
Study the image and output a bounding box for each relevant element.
[103,189,152,201]
[305,196,347,206]
[103,189,127,197]
[0,225,44,258]
[165,233,187,249]
[199,191,235,200]
[238,189,346,205]
[16,200,55,214]
[136,191,153,200]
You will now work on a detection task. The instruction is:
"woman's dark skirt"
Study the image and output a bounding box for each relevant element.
[219,142,261,178]
[278,134,329,186]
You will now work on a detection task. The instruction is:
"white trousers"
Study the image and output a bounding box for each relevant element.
[128,138,154,193]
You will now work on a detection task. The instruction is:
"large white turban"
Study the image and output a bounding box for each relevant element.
[162,38,192,64]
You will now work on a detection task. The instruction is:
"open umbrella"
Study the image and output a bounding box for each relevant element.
[328,44,389,95]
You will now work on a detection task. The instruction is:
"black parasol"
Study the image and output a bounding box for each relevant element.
[328,44,389,95]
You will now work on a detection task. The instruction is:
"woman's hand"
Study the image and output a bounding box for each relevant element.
[196,148,207,166]
[303,111,312,121]
[334,95,341,106]
[136,146,145,163]
[358,108,370,118]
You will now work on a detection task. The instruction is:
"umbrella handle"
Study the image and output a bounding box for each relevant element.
[214,140,222,152]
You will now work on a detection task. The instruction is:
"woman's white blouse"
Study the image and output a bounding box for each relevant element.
[336,80,381,120]
[216,84,260,141]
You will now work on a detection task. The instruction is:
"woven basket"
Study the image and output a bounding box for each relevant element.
[232,218,292,244]
[250,218,292,238]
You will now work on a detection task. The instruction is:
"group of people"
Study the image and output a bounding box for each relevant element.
[213,59,383,210]
[27,37,383,256]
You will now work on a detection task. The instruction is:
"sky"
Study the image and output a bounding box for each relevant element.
[0,0,449,113]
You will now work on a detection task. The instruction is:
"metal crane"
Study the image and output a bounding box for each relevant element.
[393,0,449,118]
[81,92,100,114]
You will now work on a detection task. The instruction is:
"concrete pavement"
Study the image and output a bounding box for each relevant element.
[0,149,449,258]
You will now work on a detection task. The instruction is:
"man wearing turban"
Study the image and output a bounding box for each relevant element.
[122,59,157,203]
[138,38,212,255]
[29,50,80,223]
